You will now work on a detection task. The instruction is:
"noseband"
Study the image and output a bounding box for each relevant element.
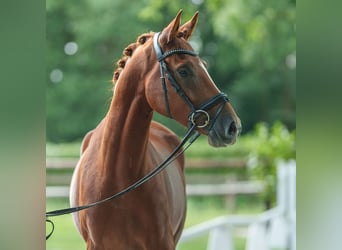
[153,32,229,129]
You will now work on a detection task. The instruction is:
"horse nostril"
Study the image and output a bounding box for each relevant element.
[228,121,237,136]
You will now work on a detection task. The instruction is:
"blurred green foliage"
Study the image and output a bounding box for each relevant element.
[47,0,295,142]
[245,121,295,208]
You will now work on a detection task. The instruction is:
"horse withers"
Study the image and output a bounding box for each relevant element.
[70,10,241,250]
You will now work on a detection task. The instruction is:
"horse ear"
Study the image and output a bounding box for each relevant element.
[178,11,199,40]
[160,9,183,44]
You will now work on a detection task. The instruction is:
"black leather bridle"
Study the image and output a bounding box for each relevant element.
[153,32,229,130]
[45,32,231,240]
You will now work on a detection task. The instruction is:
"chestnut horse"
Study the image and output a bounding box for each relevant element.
[70,10,241,250]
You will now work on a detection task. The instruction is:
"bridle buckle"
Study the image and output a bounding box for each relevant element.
[190,110,210,128]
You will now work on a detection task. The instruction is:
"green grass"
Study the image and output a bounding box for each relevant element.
[46,198,85,250]
[178,198,261,250]
[46,197,263,250]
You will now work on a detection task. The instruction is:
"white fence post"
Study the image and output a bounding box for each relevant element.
[270,160,296,250]
[245,222,268,250]
[207,226,234,250]
[268,216,288,249]
[288,160,296,250]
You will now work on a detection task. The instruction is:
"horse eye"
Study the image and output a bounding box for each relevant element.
[178,68,189,78]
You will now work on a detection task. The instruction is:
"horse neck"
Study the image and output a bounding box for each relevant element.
[100,66,153,179]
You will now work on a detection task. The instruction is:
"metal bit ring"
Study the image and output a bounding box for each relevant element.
[190,110,210,128]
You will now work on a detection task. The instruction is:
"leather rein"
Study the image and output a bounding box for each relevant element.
[45,32,229,240]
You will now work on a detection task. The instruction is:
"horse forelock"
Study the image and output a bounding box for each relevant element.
[112,32,154,86]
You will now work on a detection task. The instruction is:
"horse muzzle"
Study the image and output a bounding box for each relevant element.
[208,116,241,147]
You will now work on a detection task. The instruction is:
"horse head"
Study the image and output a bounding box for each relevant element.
[115,10,241,147]
[143,10,241,147]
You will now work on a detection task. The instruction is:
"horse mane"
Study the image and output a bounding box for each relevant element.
[112,30,192,87]
[112,32,154,86]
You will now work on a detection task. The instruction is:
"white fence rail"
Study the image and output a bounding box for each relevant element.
[178,160,296,250]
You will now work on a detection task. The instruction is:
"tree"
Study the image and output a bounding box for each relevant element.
[141,0,296,132]
[209,0,296,131]
[47,0,296,142]
[46,0,148,141]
